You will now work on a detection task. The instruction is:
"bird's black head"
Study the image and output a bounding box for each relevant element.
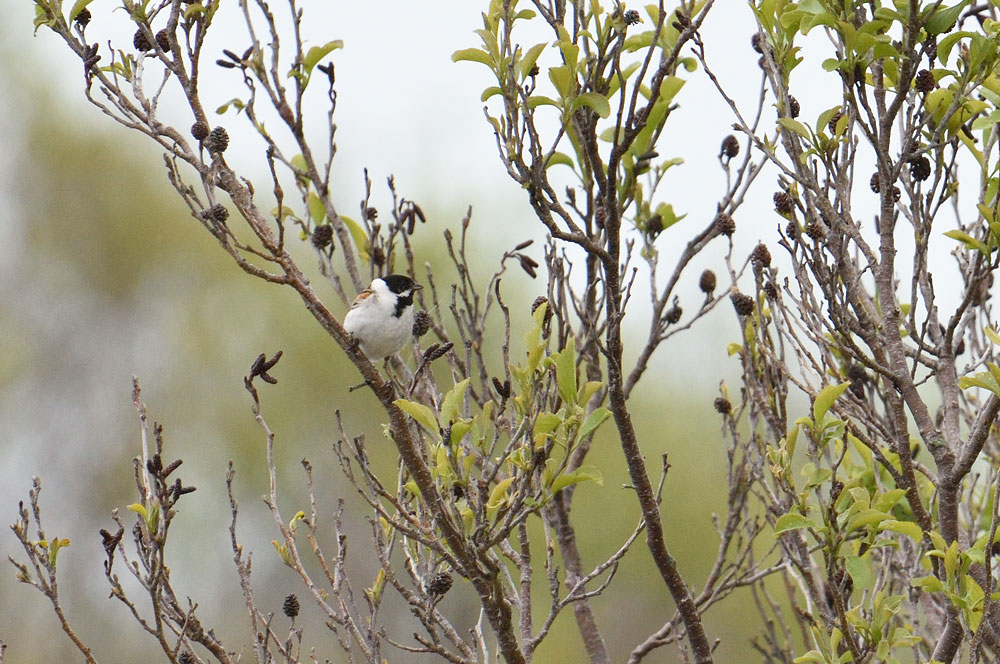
[380,274,422,318]
[381,274,419,295]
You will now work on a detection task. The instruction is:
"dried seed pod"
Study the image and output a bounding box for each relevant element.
[869,172,880,193]
[751,32,765,54]
[924,36,938,63]
[698,269,716,295]
[720,134,739,159]
[155,29,171,52]
[518,254,539,278]
[751,243,771,269]
[427,572,454,596]
[423,342,453,362]
[909,155,931,181]
[74,7,92,26]
[492,376,511,399]
[785,219,800,240]
[412,311,432,338]
[623,9,641,25]
[311,224,333,248]
[713,397,732,414]
[847,364,867,398]
[773,191,794,215]
[208,204,229,223]
[914,69,935,93]
[730,292,755,316]
[788,95,800,118]
[828,110,844,135]
[763,282,778,299]
[191,121,209,141]
[715,212,736,237]
[805,220,826,239]
[664,302,682,324]
[133,28,153,51]
[646,214,663,236]
[283,593,300,619]
[205,126,230,153]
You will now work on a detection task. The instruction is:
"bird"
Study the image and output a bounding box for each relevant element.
[343,274,422,359]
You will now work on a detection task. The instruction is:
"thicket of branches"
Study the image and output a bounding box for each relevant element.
[13,0,1000,662]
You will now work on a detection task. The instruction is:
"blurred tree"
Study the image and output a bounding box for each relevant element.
[18,0,1000,663]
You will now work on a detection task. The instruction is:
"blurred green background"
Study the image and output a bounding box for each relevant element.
[0,2,769,662]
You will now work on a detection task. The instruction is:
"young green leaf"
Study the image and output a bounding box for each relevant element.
[572,92,611,118]
[441,378,471,424]
[550,466,603,492]
[452,48,495,68]
[577,407,611,441]
[812,381,851,422]
[393,398,439,434]
[774,512,818,533]
[69,0,96,20]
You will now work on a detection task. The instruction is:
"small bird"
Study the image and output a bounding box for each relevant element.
[343,274,422,359]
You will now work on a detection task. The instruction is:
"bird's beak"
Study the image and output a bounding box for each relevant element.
[413,283,424,291]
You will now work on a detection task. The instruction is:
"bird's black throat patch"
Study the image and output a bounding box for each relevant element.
[393,291,413,318]
[382,274,417,318]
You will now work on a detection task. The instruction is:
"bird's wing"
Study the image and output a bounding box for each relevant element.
[350,289,373,309]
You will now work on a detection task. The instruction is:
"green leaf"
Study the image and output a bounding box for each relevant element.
[216,98,245,115]
[573,92,611,118]
[912,575,944,593]
[548,65,575,99]
[845,508,890,534]
[449,419,473,448]
[302,40,343,80]
[576,380,603,405]
[441,378,471,424]
[549,337,577,404]
[944,540,959,578]
[34,5,58,32]
[821,57,844,72]
[69,0,96,20]
[534,412,562,436]
[519,42,546,81]
[46,537,70,569]
[577,407,611,441]
[551,465,603,492]
[938,31,977,62]
[945,228,990,258]
[925,0,972,36]
[872,488,908,513]
[813,382,851,422]
[393,399,438,433]
[272,539,293,566]
[546,151,575,169]
[777,118,812,141]
[452,48,495,67]
[481,86,503,102]
[527,95,561,110]
[307,191,326,224]
[986,326,1000,346]
[775,512,817,533]
[338,215,370,261]
[487,477,514,509]
[959,369,1000,397]
[844,555,872,589]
